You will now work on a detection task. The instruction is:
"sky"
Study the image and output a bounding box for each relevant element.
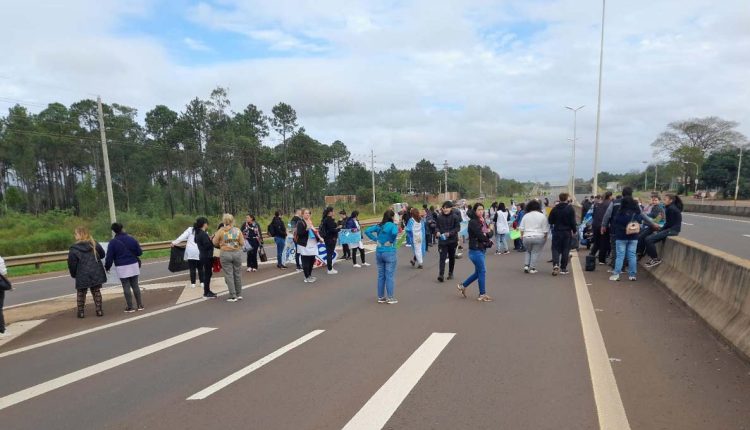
[1,0,748,184]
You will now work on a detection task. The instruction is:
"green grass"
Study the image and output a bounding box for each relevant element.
[7,249,172,278]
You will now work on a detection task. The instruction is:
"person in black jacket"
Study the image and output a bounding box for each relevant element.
[268,211,288,269]
[589,193,611,264]
[320,207,340,274]
[548,193,577,275]
[435,200,460,282]
[644,193,683,268]
[67,227,107,318]
[290,208,303,270]
[241,214,262,273]
[194,217,217,298]
[456,203,494,302]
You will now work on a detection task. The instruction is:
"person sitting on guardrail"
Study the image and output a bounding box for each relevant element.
[644,193,683,268]
[67,227,106,318]
[105,223,145,313]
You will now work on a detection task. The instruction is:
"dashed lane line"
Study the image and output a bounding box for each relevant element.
[0,327,216,411]
[570,253,631,430]
[187,330,325,400]
[682,213,750,224]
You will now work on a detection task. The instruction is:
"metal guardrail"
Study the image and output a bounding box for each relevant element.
[5,220,381,269]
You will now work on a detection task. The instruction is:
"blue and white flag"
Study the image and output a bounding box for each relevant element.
[339,230,362,246]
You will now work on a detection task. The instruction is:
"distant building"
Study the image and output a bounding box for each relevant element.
[606,182,621,192]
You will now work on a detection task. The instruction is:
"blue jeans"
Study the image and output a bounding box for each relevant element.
[376,251,397,299]
[274,237,285,266]
[495,233,508,252]
[614,240,638,277]
[462,249,486,295]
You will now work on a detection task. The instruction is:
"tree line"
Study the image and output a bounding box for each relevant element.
[0,87,518,219]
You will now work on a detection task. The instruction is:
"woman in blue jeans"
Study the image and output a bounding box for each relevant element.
[457,203,494,302]
[268,211,288,269]
[610,196,651,281]
[365,210,399,304]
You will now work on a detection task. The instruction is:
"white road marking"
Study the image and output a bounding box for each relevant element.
[683,213,750,224]
[571,253,631,430]
[0,272,298,359]
[743,235,750,238]
[682,222,694,226]
[342,332,455,430]
[187,329,325,400]
[0,327,215,411]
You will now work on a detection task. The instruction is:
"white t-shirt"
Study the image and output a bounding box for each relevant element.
[495,210,510,234]
[519,211,550,238]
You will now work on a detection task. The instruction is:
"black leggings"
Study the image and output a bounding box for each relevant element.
[0,289,5,333]
[438,243,457,276]
[247,244,259,269]
[352,247,366,265]
[188,260,204,285]
[325,241,336,270]
[301,255,315,278]
[199,257,213,294]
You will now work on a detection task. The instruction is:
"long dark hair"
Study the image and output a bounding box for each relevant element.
[665,193,684,211]
[194,217,208,231]
[468,202,484,219]
[322,206,334,223]
[498,202,506,212]
[620,196,639,213]
[350,210,359,219]
[526,200,541,213]
[380,209,395,226]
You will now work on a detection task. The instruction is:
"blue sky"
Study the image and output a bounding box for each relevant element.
[1,0,748,182]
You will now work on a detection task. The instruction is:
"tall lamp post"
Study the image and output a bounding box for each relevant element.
[642,161,648,191]
[592,0,606,195]
[684,161,699,195]
[735,144,747,205]
[565,105,584,197]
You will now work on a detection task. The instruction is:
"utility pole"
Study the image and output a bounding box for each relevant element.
[734,145,744,205]
[479,167,482,198]
[443,160,449,201]
[96,96,117,231]
[371,149,376,214]
[592,0,606,195]
[654,163,658,192]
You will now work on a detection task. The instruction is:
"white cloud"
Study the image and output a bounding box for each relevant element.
[183,37,212,52]
[0,0,748,184]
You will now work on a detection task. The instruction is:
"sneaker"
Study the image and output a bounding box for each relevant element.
[137,306,145,311]
[377,297,387,303]
[628,276,637,281]
[363,262,371,267]
[495,251,501,255]
[304,277,317,284]
[609,274,620,281]
[523,265,529,273]
[190,283,197,288]
[477,294,494,302]
[645,258,662,268]
[246,268,253,272]
[237,296,243,300]
[438,275,444,283]
[296,268,303,273]
[503,251,510,255]
[226,298,238,302]
[387,298,399,304]
[529,268,538,274]
[417,264,423,269]
[456,283,467,298]
[353,264,362,268]
[203,293,218,299]
[327,269,338,275]
[447,273,454,280]
[279,265,288,270]
[251,268,257,272]
[560,270,570,275]
[410,258,416,267]
[124,308,136,313]
[552,265,560,276]
[598,261,606,265]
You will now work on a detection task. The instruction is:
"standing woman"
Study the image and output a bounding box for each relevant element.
[320,207,340,275]
[213,214,245,302]
[193,217,217,298]
[105,223,144,313]
[610,196,645,281]
[338,210,351,260]
[407,207,426,269]
[172,221,202,288]
[296,208,323,283]
[268,211,288,269]
[67,227,107,318]
[346,210,370,268]
[0,254,6,335]
[519,200,549,274]
[493,202,511,254]
[241,214,262,273]
[457,203,494,302]
[365,210,399,304]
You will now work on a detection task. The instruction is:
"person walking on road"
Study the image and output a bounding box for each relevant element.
[345,211,370,268]
[0,255,7,335]
[457,203,494,302]
[320,207,340,275]
[241,214,262,273]
[548,193,577,276]
[610,196,647,281]
[365,209,399,304]
[67,227,106,318]
[213,214,245,302]
[644,193,683,268]
[105,223,144,313]
[493,202,511,254]
[296,209,323,283]
[268,211,288,269]
[172,222,203,288]
[407,207,426,269]
[435,201,460,283]
[193,217,217,299]
[519,200,549,274]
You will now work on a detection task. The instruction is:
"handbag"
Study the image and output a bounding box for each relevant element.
[626,215,641,235]
[212,256,223,273]
[0,273,12,291]
[168,246,190,272]
[258,245,268,262]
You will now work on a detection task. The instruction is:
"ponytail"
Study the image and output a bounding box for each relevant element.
[665,193,684,211]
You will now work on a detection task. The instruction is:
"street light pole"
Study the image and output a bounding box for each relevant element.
[735,145,745,204]
[654,163,658,191]
[592,0,606,196]
[565,105,584,197]
[642,161,648,191]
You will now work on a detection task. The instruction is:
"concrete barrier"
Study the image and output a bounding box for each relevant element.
[645,236,750,360]
[683,202,750,218]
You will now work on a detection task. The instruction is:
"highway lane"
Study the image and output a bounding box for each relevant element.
[1,245,748,429]
[679,212,750,260]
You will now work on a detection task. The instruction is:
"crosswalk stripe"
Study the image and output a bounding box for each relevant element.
[187,329,325,400]
[342,332,455,430]
[0,327,216,411]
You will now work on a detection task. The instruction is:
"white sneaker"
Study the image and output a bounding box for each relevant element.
[237,296,243,300]
[296,268,303,273]
[353,264,362,268]
[226,298,238,302]
[327,269,338,275]
[190,283,196,288]
[246,268,252,272]
[363,262,371,266]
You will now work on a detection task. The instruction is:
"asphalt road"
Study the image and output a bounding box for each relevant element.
[1,244,748,429]
[679,212,750,260]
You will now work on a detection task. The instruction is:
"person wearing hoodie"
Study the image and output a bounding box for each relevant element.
[547,193,577,276]
[407,207,427,269]
[519,200,549,273]
[456,203,494,302]
[67,227,107,318]
[268,211,288,269]
[435,200,461,283]
[105,223,144,313]
[610,196,648,281]
[644,193,683,268]
[320,207,340,275]
[493,202,511,254]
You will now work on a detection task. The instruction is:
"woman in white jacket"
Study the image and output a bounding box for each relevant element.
[172,223,202,288]
[493,202,511,254]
